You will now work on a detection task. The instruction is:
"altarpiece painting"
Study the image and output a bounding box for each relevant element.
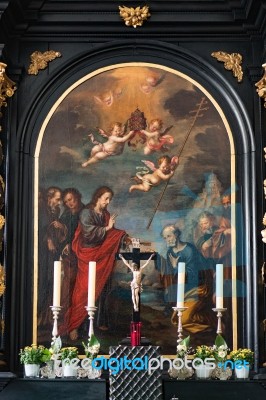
[33,63,240,354]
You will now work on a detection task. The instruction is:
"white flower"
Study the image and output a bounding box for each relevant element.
[177,344,187,352]
[218,350,227,359]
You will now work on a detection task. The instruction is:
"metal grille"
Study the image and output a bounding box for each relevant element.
[109,345,162,400]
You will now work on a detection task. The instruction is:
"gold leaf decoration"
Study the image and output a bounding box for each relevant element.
[255,64,266,108]
[0,63,16,111]
[211,51,243,82]
[119,5,151,28]
[0,264,5,297]
[28,50,62,75]
[0,214,5,230]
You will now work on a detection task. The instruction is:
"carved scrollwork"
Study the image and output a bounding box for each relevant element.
[0,63,16,115]
[262,147,266,244]
[255,64,266,108]
[119,5,151,28]
[211,51,243,82]
[0,264,5,297]
[28,50,62,75]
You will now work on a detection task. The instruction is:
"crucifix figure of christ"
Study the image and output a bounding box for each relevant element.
[116,239,157,322]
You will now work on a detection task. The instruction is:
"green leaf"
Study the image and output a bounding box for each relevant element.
[180,335,190,348]
[215,334,227,348]
[88,334,100,347]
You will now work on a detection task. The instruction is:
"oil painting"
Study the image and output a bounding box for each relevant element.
[35,63,239,354]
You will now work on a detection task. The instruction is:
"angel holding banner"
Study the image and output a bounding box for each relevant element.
[129,155,179,193]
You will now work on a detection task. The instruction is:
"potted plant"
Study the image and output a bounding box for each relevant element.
[229,348,254,379]
[60,346,79,377]
[19,344,51,378]
[169,336,194,380]
[193,344,215,379]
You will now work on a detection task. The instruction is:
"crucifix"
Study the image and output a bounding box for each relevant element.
[116,238,157,346]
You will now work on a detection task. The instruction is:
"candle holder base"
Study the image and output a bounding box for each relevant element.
[172,306,188,344]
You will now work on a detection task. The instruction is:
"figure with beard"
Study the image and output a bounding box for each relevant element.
[157,224,216,337]
[38,186,67,327]
[60,186,130,340]
[59,188,85,321]
[195,210,231,270]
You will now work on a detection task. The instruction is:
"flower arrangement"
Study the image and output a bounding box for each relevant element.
[229,348,254,365]
[59,347,79,364]
[176,336,191,359]
[19,344,51,365]
[82,334,100,360]
[49,336,62,359]
[213,334,229,362]
[193,344,215,365]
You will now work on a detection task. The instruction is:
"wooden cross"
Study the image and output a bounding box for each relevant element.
[116,239,157,322]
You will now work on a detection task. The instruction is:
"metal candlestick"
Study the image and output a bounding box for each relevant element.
[85,306,97,338]
[50,305,62,342]
[212,307,227,334]
[172,306,188,344]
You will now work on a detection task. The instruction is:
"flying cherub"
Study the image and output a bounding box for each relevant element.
[129,155,179,193]
[82,122,134,167]
[140,118,174,155]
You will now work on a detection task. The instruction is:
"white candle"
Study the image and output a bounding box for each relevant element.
[88,261,96,307]
[177,262,186,308]
[53,261,61,307]
[216,263,223,308]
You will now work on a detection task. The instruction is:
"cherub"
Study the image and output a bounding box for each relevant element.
[129,155,179,193]
[82,122,134,167]
[140,118,174,155]
[119,253,155,312]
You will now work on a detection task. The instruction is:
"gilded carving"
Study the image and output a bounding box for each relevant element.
[262,147,266,243]
[28,50,62,75]
[0,214,5,230]
[0,63,16,114]
[119,5,151,28]
[211,51,243,82]
[255,64,266,108]
[0,264,5,297]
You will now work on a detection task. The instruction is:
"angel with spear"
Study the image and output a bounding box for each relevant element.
[129,155,179,193]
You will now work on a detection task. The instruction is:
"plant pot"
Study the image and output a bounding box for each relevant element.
[195,364,213,379]
[235,366,249,379]
[24,364,40,378]
[169,366,194,380]
[62,364,77,378]
[212,365,232,380]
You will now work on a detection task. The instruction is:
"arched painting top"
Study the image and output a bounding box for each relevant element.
[34,63,235,157]
[34,62,238,354]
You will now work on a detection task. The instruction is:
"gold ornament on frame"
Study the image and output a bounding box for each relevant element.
[28,50,62,75]
[119,5,151,28]
[0,63,16,124]
[211,51,243,82]
[256,65,266,108]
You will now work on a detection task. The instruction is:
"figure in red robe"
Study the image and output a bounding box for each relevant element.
[59,186,129,340]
